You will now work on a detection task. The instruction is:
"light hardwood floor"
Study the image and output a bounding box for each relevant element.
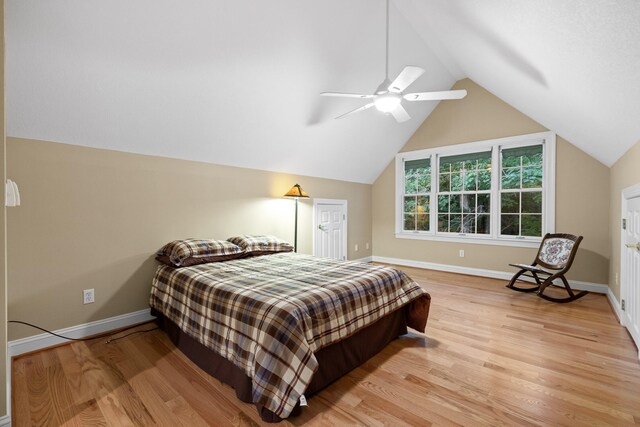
[12,266,640,426]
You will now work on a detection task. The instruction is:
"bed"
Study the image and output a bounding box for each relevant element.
[149,250,430,422]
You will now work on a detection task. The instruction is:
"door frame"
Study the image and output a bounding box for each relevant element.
[312,198,348,259]
[620,182,640,338]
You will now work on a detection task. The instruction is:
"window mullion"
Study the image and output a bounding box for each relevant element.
[542,139,556,234]
[490,147,500,239]
[517,155,522,237]
[397,157,405,234]
[430,155,437,234]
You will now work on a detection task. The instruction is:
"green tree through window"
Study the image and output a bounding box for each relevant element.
[437,151,491,235]
[500,145,543,237]
[403,158,431,232]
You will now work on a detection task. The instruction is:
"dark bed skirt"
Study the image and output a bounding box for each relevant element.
[152,307,409,422]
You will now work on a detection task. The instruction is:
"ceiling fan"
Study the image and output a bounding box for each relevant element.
[320,0,467,123]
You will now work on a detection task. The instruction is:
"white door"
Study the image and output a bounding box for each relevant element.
[314,200,347,260]
[622,195,640,357]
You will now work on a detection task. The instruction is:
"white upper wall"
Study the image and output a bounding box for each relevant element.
[6,1,640,183]
[397,0,640,166]
[6,0,454,184]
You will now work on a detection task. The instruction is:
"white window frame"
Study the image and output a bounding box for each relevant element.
[395,131,556,248]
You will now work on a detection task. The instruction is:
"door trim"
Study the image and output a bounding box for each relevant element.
[313,198,348,259]
[620,182,640,343]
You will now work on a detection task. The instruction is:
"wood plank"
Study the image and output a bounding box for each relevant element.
[115,337,202,426]
[12,357,33,427]
[45,352,83,427]
[24,353,62,426]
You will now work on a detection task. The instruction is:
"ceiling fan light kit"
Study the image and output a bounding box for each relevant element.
[375,93,402,112]
[321,0,467,123]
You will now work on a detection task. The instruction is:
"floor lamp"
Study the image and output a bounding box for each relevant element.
[283,184,309,252]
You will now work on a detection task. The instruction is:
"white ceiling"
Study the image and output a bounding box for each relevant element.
[396,0,640,167]
[6,1,640,184]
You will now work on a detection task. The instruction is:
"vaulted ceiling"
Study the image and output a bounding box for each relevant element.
[6,0,640,183]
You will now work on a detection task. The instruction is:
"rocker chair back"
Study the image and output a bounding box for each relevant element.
[535,233,582,271]
[506,233,586,303]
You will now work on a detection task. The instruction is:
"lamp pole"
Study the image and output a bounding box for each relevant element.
[283,183,309,253]
[293,196,299,252]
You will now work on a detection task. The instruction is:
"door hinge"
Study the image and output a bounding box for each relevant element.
[623,218,627,230]
[622,299,625,311]
[343,214,346,220]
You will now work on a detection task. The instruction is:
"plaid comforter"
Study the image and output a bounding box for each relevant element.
[149,252,429,418]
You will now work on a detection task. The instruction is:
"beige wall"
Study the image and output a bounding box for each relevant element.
[4,79,620,345]
[1,0,7,417]
[609,140,640,300]
[7,138,372,340]
[373,79,610,284]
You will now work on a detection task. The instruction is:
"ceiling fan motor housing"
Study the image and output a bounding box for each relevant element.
[375,79,392,95]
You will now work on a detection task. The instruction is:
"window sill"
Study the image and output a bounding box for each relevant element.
[395,232,541,248]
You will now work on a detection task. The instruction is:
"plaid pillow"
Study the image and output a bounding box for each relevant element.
[227,235,293,256]
[156,239,244,267]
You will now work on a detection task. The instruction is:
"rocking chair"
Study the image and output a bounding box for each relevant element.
[506,233,586,303]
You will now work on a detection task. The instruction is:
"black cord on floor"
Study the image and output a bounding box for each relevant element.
[104,327,159,344]
[8,320,158,344]
[9,320,90,341]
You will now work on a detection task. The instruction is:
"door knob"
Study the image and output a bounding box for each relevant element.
[625,243,640,250]
[318,224,327,231]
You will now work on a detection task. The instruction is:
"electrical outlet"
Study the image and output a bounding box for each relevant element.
[354,244,359,252]
[83,288,95,304]
[366,242,370,250]
[459,249,465,258]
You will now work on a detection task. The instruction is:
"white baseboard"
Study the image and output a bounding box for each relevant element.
[8,308,156,358]
[0,414,10,426]
[351,256,373,263]
[607,288,624,324]
[372,256,609,294]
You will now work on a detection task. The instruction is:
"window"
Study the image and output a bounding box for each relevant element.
[437,151,491,235]
[395,132,555,247]
[403,159,431,232]
[500,145,543,237]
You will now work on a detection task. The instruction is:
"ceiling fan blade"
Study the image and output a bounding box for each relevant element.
[403,89,468,101]
[390,104,411,123]
[335,102,375,120]
[388,66,425,93]
[321,92,374,99]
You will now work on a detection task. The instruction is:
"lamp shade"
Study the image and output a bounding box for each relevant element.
[283,184,309,198]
